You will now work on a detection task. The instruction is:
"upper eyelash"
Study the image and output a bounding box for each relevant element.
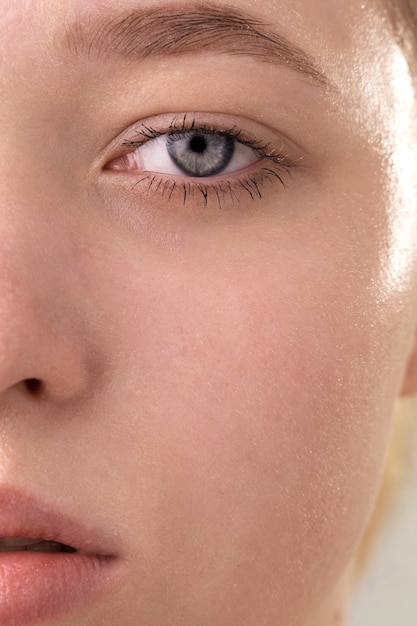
[121,114,291,167]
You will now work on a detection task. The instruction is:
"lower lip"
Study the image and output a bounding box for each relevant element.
[0,550,121,625]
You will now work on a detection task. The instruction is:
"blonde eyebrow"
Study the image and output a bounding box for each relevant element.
[63,3,328,86]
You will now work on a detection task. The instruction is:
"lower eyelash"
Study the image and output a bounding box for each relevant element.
[130,163,292,208]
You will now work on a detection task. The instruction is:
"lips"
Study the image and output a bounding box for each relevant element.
[0,486,123,626]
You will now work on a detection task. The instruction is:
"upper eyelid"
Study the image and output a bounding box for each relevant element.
[118,117,297,165]
[97,112,308,174]
[121,124,276,159]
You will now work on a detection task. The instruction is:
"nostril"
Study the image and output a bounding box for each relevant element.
[24,378,43,396]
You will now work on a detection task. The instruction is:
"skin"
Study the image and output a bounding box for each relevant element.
[0,0,416,624]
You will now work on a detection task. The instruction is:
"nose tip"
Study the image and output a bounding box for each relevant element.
[0,313,90,402]
[0,225,91,404]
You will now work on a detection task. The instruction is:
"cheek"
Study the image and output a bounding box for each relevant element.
[85,229,400,624]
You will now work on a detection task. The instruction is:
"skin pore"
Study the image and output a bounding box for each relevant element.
[0,1,416,625]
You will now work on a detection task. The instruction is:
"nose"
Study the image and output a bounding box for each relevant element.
[0,287,89,402]
[0,182,90,403]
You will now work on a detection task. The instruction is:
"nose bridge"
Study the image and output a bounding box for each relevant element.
[0,12,92,403]
[0,151,59,292]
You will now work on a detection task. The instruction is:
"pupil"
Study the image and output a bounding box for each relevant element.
[189,135,207,154]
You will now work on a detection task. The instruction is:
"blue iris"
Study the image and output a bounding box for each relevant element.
[166,132,235,177]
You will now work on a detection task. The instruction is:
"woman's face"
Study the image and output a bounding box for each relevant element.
[0,1,416,625]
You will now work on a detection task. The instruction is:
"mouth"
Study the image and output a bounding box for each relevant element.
[0,486,123,626]
[0,536,77,552]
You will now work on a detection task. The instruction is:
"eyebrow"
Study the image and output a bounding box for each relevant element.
[63,3,328,86]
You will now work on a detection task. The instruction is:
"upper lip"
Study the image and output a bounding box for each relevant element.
[0,485,117,557]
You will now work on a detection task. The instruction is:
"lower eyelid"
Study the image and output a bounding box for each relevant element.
[102,159,294,211]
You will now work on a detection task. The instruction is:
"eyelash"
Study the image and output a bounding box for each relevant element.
[108,114,297,208]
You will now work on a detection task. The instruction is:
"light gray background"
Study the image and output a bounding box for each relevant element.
[350,410,417,626]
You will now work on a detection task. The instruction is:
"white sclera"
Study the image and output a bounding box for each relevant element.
[122,135,261,176]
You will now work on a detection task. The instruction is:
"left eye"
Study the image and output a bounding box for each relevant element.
[110,131,261,178]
